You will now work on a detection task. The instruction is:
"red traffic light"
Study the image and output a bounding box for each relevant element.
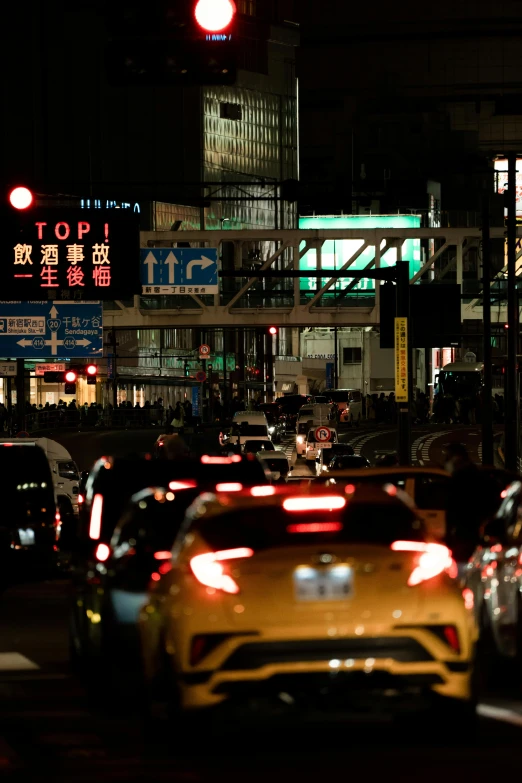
[86,364,97,376]
[194,0,236,32]
[268,326,278,335]
[9,186,33,210]
[65,370,77,383]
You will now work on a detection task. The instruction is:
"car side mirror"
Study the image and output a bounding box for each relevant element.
[481,517,508,546]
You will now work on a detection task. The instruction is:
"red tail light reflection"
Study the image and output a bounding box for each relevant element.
[154,551,172,560]
[201,455,242,465]
[287,522,343,534]
[250,486,276,497]
[78,493,85,505]
[391,541,455,586]
[190,547,254,594]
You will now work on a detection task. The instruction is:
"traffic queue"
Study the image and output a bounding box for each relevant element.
[0,409,519,738]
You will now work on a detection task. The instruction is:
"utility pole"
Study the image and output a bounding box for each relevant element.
[333,326,339,388]
[110,330,118,409]
[396,261,411,465]
[481,194,494,465]
[505,152,519,471]
[15,359,25,433]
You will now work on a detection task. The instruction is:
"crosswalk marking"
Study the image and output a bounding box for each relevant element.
[0,653,40,672]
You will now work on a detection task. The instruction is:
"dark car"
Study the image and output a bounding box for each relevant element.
[70,452,270,686]
[0,442,57,576]
[278,394,313,431]
[257,403,285,443]
[323,454,371,473]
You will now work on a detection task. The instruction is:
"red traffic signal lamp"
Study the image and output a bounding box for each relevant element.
[64,370,77,395]
[86,364,98,385]
[8,186,33,210]
[194,0,236,32]
[268,326,278,336]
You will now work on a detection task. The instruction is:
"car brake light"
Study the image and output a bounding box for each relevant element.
[462,588,474,610]
[215,482,243,492]
[391,541,455,586]
[250,485,276,497]
[287,521,343,534]
[55,510,61,527]
[443,625,460,653]
[95,543,111,562]
[201,455,242,464]
[89,494,103,540]
[190,547,254,594]
[158,441,164,447]
[154,551,172,560]
[78,493,84,505]
[168,480,198,491]
[283,496,346,512]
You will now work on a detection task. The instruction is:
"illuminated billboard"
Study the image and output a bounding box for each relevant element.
[494,158,522,216]
[298,215,422,294]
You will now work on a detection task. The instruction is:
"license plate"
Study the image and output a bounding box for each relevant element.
[293,565,353,601]
[18,529,35,546]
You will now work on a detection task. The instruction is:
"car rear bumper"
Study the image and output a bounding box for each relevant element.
[176,634,474,710]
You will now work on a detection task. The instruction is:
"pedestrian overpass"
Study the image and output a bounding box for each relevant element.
[105,227,519,330]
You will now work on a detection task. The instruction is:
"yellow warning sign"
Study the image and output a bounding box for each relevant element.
[394,317,408,403]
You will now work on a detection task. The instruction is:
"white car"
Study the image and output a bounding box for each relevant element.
[258,449,290,481]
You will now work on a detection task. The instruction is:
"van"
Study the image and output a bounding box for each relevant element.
[0,442,57,569]
[222,412,271,449]
[0,438,80,517]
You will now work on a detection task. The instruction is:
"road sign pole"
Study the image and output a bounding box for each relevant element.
[396,261,411,466]
[16,359,25,433]
[482,194,494,466]
[110,330,118,409]
[505,151,519,471]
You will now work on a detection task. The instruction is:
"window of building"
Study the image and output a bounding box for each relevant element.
[343,347,362,364]
[220,102,242,121]
[238,0,256,15]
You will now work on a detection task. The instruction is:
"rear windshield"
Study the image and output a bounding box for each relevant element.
[192,501,421,551]
[329,445,355,457]
[231,424,268,437]
[243,441,274,453]
[330,456,369,469]
[0,446,55,518]
[261,456,289,474]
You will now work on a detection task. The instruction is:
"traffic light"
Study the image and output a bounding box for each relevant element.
[8,186,33,210]
[86,364,98,385]
[194,0,236,32]
[64,370,77,395]
[105,1,237,86]
[268,326,278,336]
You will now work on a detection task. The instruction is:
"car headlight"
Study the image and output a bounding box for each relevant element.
[268,426,275,433]
[297,436,304,444]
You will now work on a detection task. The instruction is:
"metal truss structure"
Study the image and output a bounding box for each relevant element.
[105,227,520,330]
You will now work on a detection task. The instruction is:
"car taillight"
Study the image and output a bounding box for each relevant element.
[390,541,456,586]
[154,551,172,560]
[78,493,84,505]
[215,482,243,492]
[443,625,460,653]
[169,480,198,491]
[201,455,242,464]
[283,496,346,511]
[250,485,276,497]
[287,522,343,534]
[95,543,111,562]
[55,510,61,527]
[190,547,254,594]
[89,494,103,540]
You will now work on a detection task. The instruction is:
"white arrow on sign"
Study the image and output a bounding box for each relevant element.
[186,256,215,281]
[74,339,92,347]
[17,339,35,348]
[164,251,179,285]
[49,305,58,318]
[143,251,158,285]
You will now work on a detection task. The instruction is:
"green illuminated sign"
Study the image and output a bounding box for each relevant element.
[298,215,421,294]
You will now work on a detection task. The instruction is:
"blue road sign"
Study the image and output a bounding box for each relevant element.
[0,301,103,358]
[140,248,218,294]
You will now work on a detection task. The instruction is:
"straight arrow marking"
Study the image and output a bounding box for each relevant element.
[143,251,158,285]
[164,252,179,285]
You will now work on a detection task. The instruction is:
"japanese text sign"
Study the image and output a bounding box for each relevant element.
[394,317,408,403]
[3,209,140,300]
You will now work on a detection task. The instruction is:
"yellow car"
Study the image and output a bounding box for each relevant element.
[139,483,477,725]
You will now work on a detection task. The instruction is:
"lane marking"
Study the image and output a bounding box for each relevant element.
[478,703,522,727]
[0,653,39,672]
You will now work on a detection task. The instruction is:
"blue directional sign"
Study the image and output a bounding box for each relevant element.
[0,301,103,358]
[140,248,218,294]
